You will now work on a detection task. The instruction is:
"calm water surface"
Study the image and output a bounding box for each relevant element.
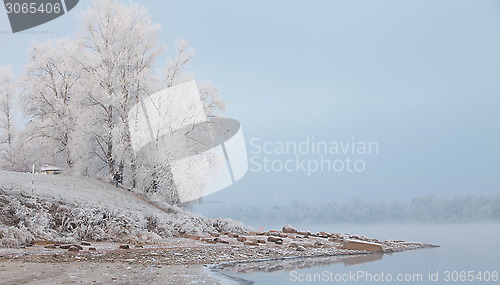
[216,223,500,284]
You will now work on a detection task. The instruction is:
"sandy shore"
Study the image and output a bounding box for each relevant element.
[0,261,227,285]
[0,229,434,284]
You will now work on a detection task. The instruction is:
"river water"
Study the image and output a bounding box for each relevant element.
[216,223,500,284]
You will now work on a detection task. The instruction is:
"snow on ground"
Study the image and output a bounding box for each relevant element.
[0,170,250,247]
[0,261,226,285]
[0,170,158,215]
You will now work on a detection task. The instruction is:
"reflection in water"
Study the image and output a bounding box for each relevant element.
[214,253,385,277]
[212,224,498,285]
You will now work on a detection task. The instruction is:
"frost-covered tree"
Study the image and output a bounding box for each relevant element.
[165,39,226,117]
[198,81,225,117]
[0,66,35,172]
[131,38,226,200]
[76,0,162,184]
[134,120,224,204]
[0,65,20,170]
[0,65,16,167]
[22,39,81,169]
[165,39,195,88]
[9,0,226,204]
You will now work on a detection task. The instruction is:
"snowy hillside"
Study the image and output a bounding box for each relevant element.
[1,171,161,215]
[0,170,249,247]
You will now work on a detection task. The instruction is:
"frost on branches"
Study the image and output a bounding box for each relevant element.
[0,188,250,247]
[0,65,16,169]
[0,0,227,203]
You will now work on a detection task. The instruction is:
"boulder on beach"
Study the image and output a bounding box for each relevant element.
[282,225,298,233]
[318,231,328,235]
[61,244,83,250]
[183,234,200,241]
[329,236,342,242]
[68,245,81,252]
[344,239,383,252]
[314,241,324,247]
[267,237,282,242]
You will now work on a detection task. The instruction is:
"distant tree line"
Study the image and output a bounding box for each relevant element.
[199,193,500,224]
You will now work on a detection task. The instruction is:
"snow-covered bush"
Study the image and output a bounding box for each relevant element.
[211,218,249,234]
[0,226,34,247]
[0,188,251,247]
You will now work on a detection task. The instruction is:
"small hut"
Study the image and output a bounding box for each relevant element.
[39,164,61,175]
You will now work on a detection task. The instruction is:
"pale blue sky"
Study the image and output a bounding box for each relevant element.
[1,0,499,204]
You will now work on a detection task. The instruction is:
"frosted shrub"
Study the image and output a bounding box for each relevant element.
[0,226,34,247]
[123,230,163,245]
[145,215,174,237]
[212,218,250,234]
[0,188,250,247]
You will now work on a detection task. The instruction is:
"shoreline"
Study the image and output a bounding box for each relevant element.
[0,228,436,284]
